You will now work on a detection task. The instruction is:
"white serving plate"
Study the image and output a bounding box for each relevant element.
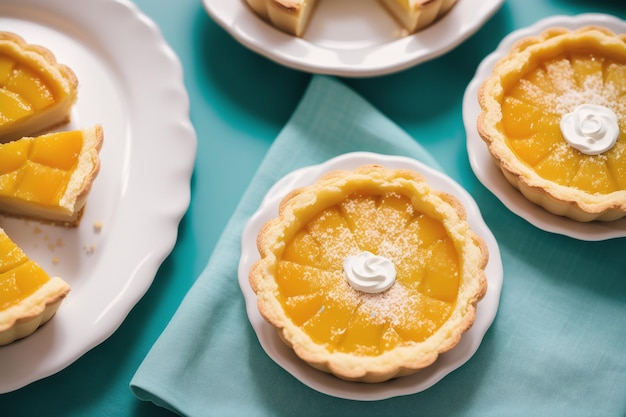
[203,0,503,77]
[463,13,626,241]
[0,0,196,392]
[238,152,503,400]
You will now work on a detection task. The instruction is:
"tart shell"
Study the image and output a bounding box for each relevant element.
[477,26,626,222]
[250,164,488,383]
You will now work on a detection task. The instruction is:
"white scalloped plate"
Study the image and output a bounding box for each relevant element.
[463,13,626,240]
[203,0,503,77]
[238,152,502,400]
[0,0,196,392]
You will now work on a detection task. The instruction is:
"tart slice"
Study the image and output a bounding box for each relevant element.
[380,0,457,35]
[0,32,78,142]
[0,227,70,346]
[250,164,487,383]
[0,125,104,227]
[478,26,626,222]
[245,0,457,37]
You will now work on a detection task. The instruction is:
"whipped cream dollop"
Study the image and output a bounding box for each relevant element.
[560,104,619,155]
[344,251,396,294]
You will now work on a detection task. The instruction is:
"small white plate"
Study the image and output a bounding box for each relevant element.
[463,13,626,241]
[238,152,503,401]
[203,0,503,77]
[0,0,196,392]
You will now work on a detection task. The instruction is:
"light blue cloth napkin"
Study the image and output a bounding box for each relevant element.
[131,75,626,417]
[130,75,442,415]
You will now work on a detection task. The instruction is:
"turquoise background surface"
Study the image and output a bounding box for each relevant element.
[1,0,626,416]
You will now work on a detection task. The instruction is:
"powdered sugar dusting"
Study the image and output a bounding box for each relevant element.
[279,192,458,347]
[518,56,626,120]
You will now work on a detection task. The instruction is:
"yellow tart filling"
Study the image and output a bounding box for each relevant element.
[277,191,460,355]
[0,233,49,310]
[0,130,81,205]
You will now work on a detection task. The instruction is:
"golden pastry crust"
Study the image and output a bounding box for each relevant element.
[245,0,457,37]
[250,164,488,383]
[478,26,626,222]
[61,124,104,227]
[0,277,70,346]
[0,31,78,142]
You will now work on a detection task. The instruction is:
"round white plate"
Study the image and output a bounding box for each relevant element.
[0,0,196,392]
[203,0,503,77]
[238,152,503,401]
[463,13,626,241]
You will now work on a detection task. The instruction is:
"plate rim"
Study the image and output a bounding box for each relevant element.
[202,0,504,77]
[463,12,626,241]
[238,151,503,401]
[0,0,196,393]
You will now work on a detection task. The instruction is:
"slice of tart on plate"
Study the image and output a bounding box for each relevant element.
[0,31,78,143]
[250,164,487,383]
[0,125,104,227]
[0,228,70,346]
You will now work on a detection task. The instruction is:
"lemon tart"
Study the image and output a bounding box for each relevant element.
[0,32,78,142]
[0,125,104,227]
[478,26,626,222]
[245,0,457,37]
[0,227,70,346]
[250,164,487,382]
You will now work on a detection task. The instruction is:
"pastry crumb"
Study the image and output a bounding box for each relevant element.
[394,28,409,38]
[52,256,59,265]
[93,220,103,233]
[83,243,96,255]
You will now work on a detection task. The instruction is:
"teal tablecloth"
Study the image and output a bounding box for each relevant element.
[2,0,626,416]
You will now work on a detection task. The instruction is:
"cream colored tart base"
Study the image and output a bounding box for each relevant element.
[245,0,457,37]
[0,277,70,346]
[478,26,626,222]
[250,165,487,383]
[0,32,78,143]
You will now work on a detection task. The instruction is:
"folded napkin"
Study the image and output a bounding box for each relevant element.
[131,75,441,415]
[132,75,626,417]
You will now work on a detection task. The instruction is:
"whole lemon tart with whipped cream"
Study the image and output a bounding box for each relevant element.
[0,227,70,345]
[250,164,487,383]
[478,26,626,222]
[0,31,78,143]
[245,0,457,37]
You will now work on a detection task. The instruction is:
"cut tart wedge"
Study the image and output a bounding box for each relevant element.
[478,26,626,222]
[0,32,78,142]
[245,0,457,37]
[0,125,104,227]
[250,164,487,383]
[0,227,70,346]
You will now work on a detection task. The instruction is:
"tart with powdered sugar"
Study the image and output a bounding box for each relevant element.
[478,26,626,222]
[249,164,487,383]
[245,0,457,37]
